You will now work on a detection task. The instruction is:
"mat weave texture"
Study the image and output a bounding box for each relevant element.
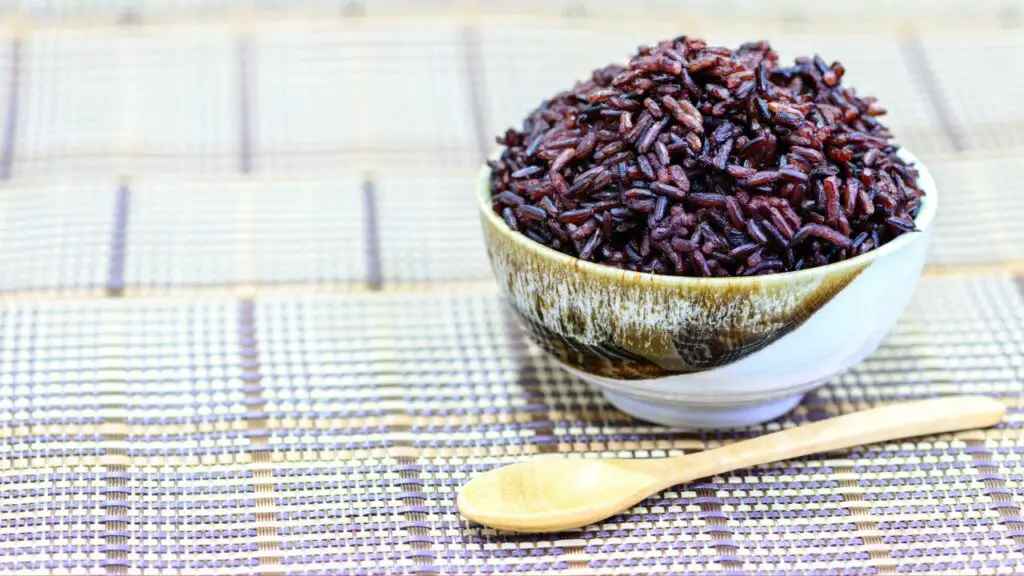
[0,2,1022,574]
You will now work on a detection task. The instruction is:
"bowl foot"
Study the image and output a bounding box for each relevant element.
[602,390,805,429]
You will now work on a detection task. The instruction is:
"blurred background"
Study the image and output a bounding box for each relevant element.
[0,0,1018,293]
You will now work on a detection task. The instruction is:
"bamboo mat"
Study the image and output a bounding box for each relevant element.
[0,2,1022,574]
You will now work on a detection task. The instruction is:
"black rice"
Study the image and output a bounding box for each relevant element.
[489,35,925,276]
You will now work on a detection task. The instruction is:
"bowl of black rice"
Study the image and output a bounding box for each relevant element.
[479,35,936,429]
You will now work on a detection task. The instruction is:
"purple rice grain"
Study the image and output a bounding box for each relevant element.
[637,155,656,180]
[725,196,746,227]
[654,196,669,222]
[746,219,770,245]
[518,204,548,222]
[651,181,688,201]
[489,35,924,276]
[502,207,518,231]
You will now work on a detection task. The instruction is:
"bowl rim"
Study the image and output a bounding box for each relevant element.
[478,148,937,286]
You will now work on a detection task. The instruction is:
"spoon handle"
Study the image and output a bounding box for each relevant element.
[667,396,1005,484]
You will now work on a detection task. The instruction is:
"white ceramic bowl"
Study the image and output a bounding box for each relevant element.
[479,150,936,429]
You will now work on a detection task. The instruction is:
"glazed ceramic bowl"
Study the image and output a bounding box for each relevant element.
[478,150,937,429]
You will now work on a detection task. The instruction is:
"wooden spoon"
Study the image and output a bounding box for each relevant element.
[456,396,1005,533]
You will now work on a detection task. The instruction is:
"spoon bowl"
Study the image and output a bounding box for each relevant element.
[457,458,665,532]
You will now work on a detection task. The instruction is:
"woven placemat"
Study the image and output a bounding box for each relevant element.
[0,4,1022,575]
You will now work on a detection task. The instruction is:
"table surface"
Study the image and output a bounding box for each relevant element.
[0,1,1022,574]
